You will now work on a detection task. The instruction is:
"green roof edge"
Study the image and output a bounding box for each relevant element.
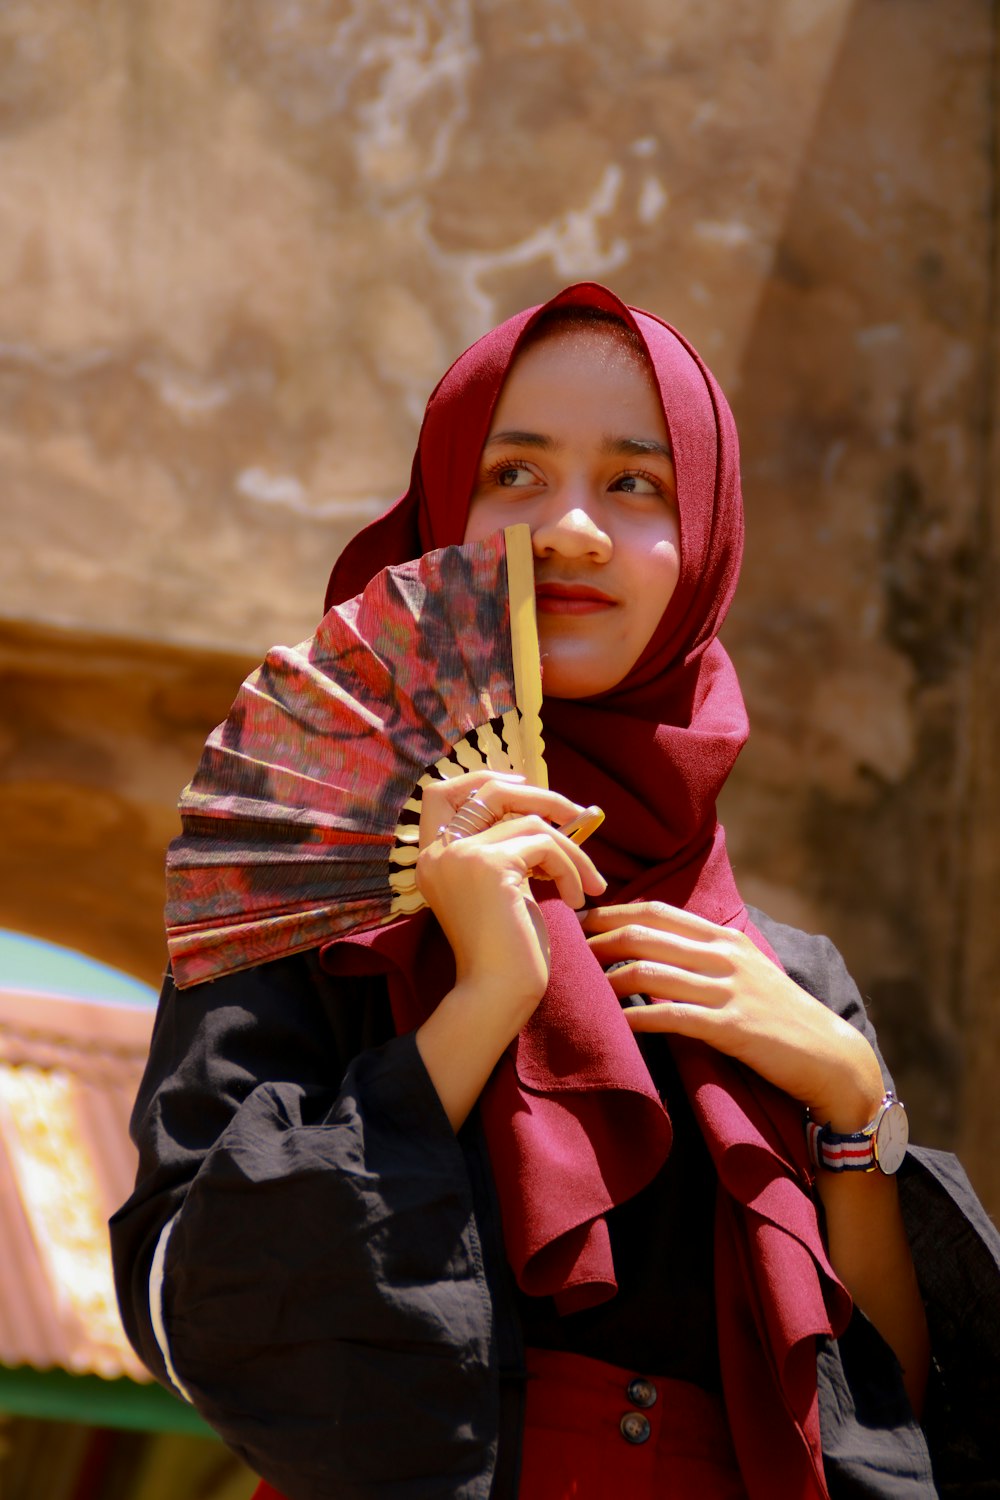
[0,1365,220,1437]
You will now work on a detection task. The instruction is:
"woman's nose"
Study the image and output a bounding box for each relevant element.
[531,494,612,562]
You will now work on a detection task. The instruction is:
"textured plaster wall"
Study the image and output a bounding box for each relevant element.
[0,0,996,1202]
[719,3,994,1151]
[3,0,868,648]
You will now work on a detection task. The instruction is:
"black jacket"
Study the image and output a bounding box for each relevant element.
[110,910,1000,1498]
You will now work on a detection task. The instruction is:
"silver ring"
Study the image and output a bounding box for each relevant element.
[449,794,497,835]
[439,793,501,845]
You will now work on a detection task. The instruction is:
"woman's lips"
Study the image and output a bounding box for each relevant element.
[534,582,617,615]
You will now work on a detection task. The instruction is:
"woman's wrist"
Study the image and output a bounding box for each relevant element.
[802,1024,886,1134]
[415,975,542,1132]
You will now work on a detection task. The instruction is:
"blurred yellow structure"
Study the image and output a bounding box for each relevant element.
[0,962,258,1496]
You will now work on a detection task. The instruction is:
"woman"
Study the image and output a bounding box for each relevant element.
[111,284,999,1499]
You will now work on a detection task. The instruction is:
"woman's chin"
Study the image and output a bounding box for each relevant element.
[541,660,616,700]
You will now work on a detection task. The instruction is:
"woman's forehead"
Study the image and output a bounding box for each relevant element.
[486,324,673,451]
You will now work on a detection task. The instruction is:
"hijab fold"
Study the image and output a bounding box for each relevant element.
[320,283,849,1499]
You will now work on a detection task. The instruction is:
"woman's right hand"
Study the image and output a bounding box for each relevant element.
[416,771,606,1007]
[412,771,606,1130]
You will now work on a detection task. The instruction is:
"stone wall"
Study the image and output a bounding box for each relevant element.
[2,0,936,652]
[1,0,996,1207]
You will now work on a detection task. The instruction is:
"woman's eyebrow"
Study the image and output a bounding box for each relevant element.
[603,436,674,460]
[484,429,554,450]
[482,432,673,459]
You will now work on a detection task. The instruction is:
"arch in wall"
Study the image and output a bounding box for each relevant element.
[0,929,157,1007]
[0,621,253,991]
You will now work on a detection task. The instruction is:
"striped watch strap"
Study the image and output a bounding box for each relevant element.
[805,1117,875,1172]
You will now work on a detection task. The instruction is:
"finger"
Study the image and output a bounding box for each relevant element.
[475,813,607,898]
[417,771,523,848]
[420,774,572,826]
[419,778,584,849]
[582,901,725,941]
[603,959,723,1006]
[622,1000,725,1039]
[422,812,606,904]
[507,830,593,909]
[555,805,605,847]
[417,768,522,821]
[587,925,730,976]
[428,823,590,910]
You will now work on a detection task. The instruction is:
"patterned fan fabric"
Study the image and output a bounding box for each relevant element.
[165,526,544,988]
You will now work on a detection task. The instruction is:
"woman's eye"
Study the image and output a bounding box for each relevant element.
[494,464,534,488]
[612,472,660,496]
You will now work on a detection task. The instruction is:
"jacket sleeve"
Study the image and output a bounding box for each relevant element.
[109,952,499,1500]
[751,908,1000,1497]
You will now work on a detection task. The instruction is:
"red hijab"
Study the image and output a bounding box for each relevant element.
[326,281,746,906]
[322,284,849,1498]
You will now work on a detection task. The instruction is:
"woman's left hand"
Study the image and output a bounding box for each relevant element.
[585,901,930,1410]
[583,902,884,1132]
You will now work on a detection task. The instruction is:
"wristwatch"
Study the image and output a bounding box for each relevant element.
[806,1090,909,1175]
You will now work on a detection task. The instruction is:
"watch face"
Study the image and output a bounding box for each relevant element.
[874,1099,909,1174]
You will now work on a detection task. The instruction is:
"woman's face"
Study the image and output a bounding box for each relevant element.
[464,326,681,699]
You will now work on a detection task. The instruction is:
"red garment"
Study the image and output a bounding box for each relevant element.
[247,1348,749,1500]
[518,1347,747,1500]
[320,283,851,1498]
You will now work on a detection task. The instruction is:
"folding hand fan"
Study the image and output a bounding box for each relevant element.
[165,525,545,989]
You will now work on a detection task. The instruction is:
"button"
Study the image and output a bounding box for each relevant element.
[626,1376,657,1409]
[619,1411,651,1445]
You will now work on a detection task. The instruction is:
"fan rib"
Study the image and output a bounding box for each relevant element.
[504,525,547,788]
